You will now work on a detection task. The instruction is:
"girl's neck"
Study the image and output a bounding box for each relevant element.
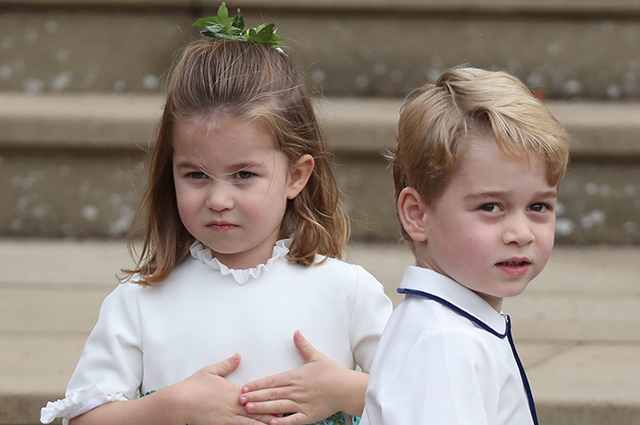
[204,235,283,270]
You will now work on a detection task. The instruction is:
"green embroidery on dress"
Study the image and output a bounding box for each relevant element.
[317,412,360,425]
[138,390,156,398]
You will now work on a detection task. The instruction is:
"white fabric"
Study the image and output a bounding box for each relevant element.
[40,384,128,425]
[41,240,393,424]
[189,239,291,284]
[361,266,534,425]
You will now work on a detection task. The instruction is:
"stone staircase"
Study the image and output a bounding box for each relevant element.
[1,0,640,243]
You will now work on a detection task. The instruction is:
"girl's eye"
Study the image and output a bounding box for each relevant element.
[235,170,255,180]
[530,203,552,213]
[187,171,208,180]
[480,203,501,213]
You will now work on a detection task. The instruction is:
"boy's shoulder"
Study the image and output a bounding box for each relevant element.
[393,290,493,346]
[387,266,509,353]
[398,266,507,331]
[378,272,508,378]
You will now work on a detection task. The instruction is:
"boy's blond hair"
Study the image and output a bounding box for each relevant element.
[392,66,571,241]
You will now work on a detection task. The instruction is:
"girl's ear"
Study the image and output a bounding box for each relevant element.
[287,154,315,199]
[397,187,429,242]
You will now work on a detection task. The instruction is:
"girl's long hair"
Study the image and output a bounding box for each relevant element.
[123,39,348,285]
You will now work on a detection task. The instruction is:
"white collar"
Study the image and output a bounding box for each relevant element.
[398,266,507,336]
[189,238,291,284]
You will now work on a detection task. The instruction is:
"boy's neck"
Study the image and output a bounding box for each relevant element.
[413,259,504,312]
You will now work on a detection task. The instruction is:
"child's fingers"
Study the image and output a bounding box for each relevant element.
[269,412,308,425]
[240,386,293,405]
[244,400,300,415]
[242,371,293,393]
[293,330,321,363]
[244,399,299,416]
[204,353,241,378]
[240,413,277,425]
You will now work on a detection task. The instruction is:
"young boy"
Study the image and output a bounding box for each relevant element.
[361,67,570,425]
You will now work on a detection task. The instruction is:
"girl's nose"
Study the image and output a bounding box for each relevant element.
[503,214,535,246]
[205,181,234,211]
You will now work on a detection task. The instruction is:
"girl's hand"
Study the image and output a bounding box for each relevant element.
[69,355,275,425]
[171,354,275,425]
[239,331,368,425]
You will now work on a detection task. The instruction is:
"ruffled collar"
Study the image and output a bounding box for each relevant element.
[189,238,291,284]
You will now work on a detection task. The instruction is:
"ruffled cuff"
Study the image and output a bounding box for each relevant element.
[40,384,128,424]
[190,238,291,284]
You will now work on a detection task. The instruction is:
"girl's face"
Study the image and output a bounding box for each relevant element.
[172,115,312,270]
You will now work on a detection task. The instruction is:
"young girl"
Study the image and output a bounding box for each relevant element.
[40,9,392,425]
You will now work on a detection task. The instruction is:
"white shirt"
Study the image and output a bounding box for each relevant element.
[41,240,393,425]
[361,266,537,425]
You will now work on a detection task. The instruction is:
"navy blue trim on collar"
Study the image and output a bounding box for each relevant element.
[398,287,507,338]
[398,287,539,425]
[506,316,539,425]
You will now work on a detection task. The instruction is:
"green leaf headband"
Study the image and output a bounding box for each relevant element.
[193,3,286,49]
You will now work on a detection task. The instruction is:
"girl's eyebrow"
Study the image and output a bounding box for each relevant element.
[229,161,264,171]
[173,159,265,173]
[173,159,200,169]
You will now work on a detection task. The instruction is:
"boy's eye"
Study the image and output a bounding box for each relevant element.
[530,203,552,213]
[187,171,208,180]
[480,203,501,213]
[235,170,255,180]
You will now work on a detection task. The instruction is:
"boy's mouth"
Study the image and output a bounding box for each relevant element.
[495,259,531,276]
[498,260,529,267]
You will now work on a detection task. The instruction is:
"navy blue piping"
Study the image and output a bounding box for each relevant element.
[398,287,539,425]
[506,316,539,425]
[398,288,507,338]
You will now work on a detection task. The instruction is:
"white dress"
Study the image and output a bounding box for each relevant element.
[41,240,393,425]
[361,266,537,425]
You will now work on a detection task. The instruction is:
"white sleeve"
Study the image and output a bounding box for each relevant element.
[349,266,393,373]
[363,329,501,425]
[41,282,143,424]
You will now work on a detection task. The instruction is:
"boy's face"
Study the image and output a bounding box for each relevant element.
[418,135,557,311]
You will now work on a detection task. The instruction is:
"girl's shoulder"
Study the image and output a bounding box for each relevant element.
[307,254,369,274]
[292,255,383,289]
[113,257,197,297]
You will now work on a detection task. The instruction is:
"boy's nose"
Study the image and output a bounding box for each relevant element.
[503,214,535,246]
[205,182,234,211]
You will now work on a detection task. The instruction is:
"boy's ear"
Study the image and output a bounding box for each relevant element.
[397,187,429,242]
[287,154,315,199]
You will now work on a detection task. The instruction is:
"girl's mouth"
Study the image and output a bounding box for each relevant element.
[208,223,238,232]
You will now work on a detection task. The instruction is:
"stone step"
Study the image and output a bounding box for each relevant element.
[2,0,640,98]
[1,93,639,243]
[1,239,639,425]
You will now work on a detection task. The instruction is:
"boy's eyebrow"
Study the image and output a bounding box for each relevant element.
[534,190,559,199]
[463,190,558,201]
